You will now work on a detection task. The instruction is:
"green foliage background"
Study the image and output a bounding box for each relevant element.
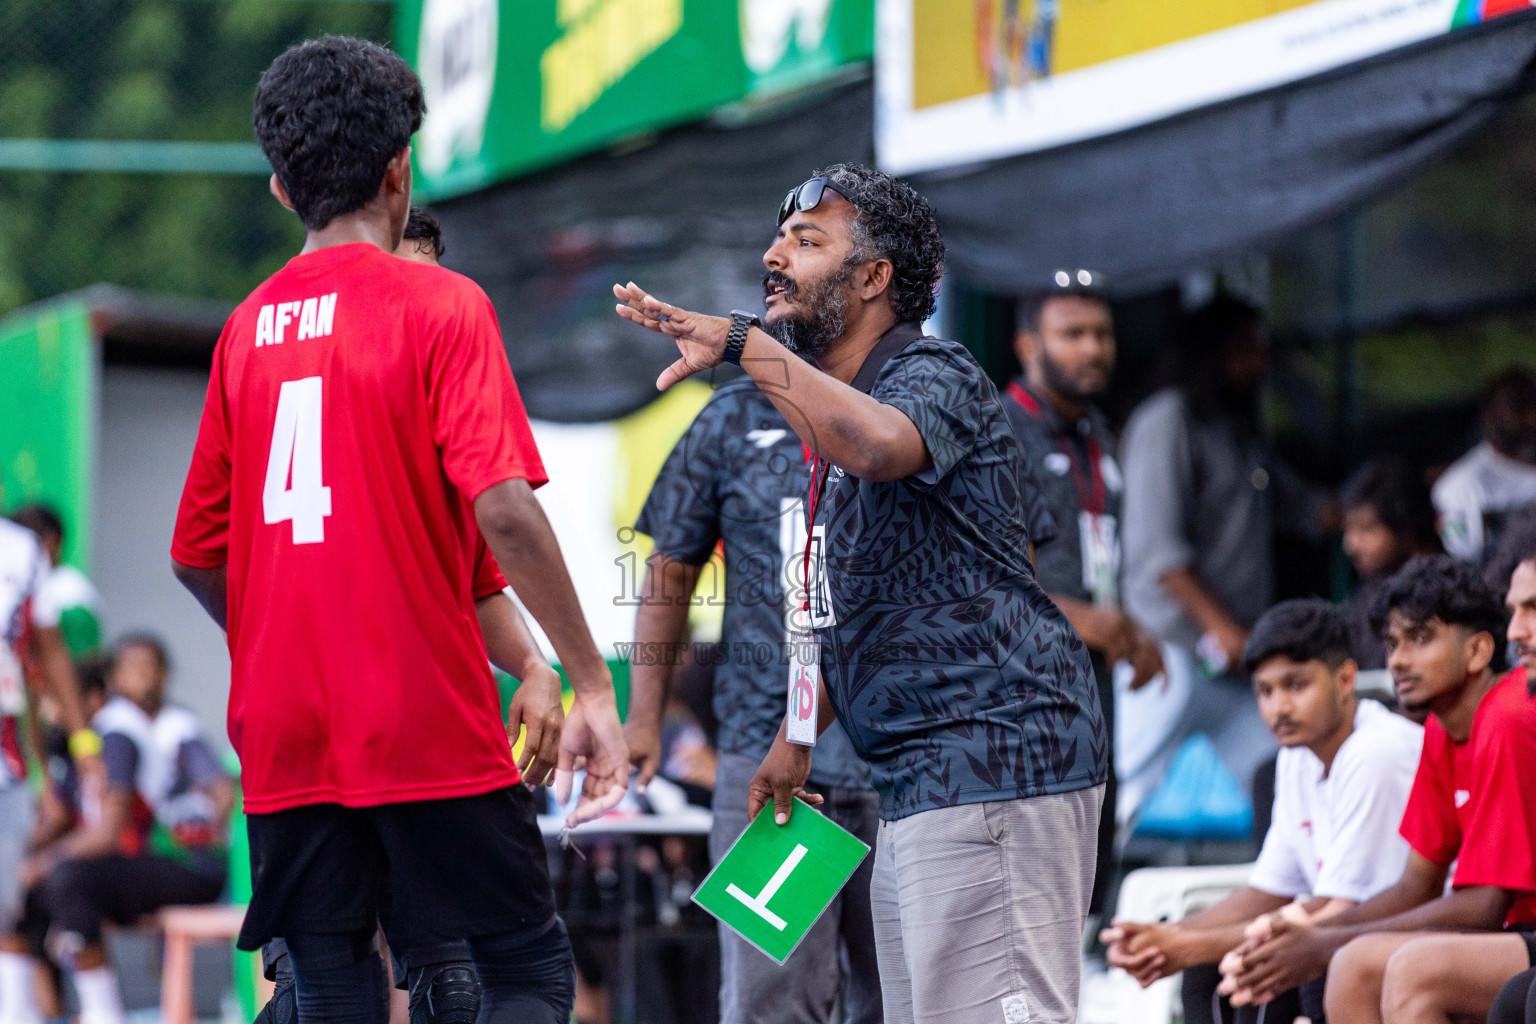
[0,0,391,318]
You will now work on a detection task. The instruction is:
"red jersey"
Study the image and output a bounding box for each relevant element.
[1399,667,1536,927]
[172,243,544,814]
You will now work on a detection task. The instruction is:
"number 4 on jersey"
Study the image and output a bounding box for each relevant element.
[264,377,332,544]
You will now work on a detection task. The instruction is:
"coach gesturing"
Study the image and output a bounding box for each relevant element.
[614,164,1106,1024]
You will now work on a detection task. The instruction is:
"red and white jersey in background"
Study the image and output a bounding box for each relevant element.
[172,242,545,814]
[0,518,55,788]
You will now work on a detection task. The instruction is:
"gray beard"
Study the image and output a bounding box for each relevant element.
[763,269,853,359]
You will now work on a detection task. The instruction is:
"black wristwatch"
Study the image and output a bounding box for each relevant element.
[723,310,760,366]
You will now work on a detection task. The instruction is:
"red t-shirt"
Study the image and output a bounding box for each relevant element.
[1399,667,1536,927]
[172,243,545,814]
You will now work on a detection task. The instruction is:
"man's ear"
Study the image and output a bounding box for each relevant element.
[382,147,412,196]
[269,173,296,212]
[1335,659,1358,700]
[1466,630,1496,675]
[858,258,894,303]
[1015,329,1039,368]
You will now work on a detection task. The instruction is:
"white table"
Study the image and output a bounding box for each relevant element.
[537,807,712,837]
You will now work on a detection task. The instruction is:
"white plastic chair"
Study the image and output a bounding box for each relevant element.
[1081,863,1255,1024]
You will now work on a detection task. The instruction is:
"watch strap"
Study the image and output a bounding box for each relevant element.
[724,310,758,366]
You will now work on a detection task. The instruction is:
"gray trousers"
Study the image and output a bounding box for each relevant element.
[871,786,1103,1024]
[0,785,33,930]
[711,753,882,1024]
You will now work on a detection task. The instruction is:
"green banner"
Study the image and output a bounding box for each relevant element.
[398,0,874,201]
[0,300,95,570]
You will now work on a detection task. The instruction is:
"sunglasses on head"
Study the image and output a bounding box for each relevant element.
[777,176,852,226]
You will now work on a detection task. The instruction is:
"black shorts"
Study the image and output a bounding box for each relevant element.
[239,786,555,963]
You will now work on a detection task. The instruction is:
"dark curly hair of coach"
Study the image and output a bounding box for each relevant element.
[817,163,945,325]
[253,36,425,231]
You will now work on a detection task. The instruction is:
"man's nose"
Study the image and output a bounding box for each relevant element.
[764,240,785,270]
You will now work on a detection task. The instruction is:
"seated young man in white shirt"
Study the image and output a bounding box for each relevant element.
[1102,599,1424,1024]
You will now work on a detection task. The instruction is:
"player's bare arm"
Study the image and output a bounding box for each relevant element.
[474,479,628,826]
[1100,885,1291,987]
[171,561,228,631]
[32,622,104,785]
[613,283,930,482]
[626,553,702,793]
[1229,852,1501,1000]
[475,592,563,789]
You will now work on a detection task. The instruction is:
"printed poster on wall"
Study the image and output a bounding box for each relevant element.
[875,0,1532,175]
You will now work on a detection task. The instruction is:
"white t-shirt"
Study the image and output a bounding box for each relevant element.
[34,563,101,626]
[0,518,56,789]
[1250,698,1424,903]
[1433,441,1536,563]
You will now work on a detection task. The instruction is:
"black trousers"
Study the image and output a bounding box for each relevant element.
[1090,656,1119,915]
[1181,962,1323,1024]
[36,854,226,948]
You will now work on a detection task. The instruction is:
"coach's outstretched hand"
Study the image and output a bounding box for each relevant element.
[613,282,732,391]
[556,693,630,828]
[748,726,822,827]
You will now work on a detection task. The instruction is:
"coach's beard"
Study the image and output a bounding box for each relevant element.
[763,267,854,360]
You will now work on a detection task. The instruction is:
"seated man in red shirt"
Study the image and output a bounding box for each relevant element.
[1226,554,1536,1023]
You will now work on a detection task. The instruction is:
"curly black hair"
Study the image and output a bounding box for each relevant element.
[254,36,425,231]
[1369,554,1508,671]
[1243,598,1352,673]
[403,207,445,259]
[815,163,944,325]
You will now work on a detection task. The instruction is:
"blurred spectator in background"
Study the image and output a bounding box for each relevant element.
[1339,459,1442,669]
[0,507,100,1024]
[1434,366,1536,564]
[1120,295,1331,810]
[0,661,108,1024]
[1005,272,1161,916]
[10,505,103,659]
[1103,599,1421,1024]
[20,635,232,1024]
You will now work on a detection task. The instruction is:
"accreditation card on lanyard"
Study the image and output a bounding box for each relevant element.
[787,454,835,747]
[1070,439,1119,608]
[1005,382,1119,607]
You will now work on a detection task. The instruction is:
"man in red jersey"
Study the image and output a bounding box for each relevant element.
[1225,555,1536,1024]
[170,37,625,1024]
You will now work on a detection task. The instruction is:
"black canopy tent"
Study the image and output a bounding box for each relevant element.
[915,8,1536,294]
[436,10,1536,423]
